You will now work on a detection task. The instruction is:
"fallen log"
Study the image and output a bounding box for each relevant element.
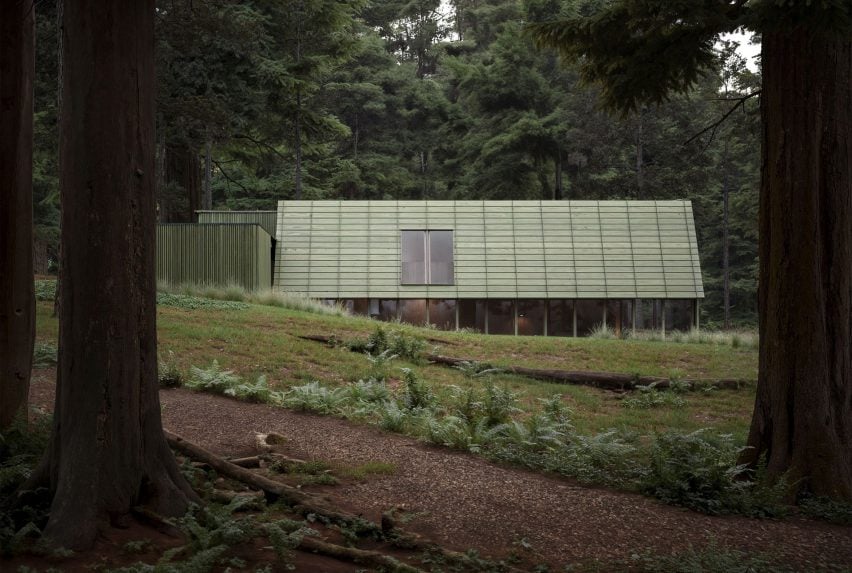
[165,431,527,573]
[164,430,367,529]
[297,334,751,391]
[298,536,426,573]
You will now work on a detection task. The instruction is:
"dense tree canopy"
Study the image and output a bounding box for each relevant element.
[31,0,763,326]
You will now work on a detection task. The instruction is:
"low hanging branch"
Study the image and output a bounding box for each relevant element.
[683,90,762,147]
[296,334,751,391]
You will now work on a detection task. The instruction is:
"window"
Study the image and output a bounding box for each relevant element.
[428,299,456,330]
[487,300,515,335]
[399,299,427,325]
[547,300,574,337]
[400,230,454,285]
[458,299,486,332]
[517,300,545,336]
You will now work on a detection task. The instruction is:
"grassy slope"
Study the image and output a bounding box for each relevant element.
[35,300,758,441]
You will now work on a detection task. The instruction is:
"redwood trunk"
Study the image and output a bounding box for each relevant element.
[742,27,852,499]
[166,142,201,222]
[0,1,36,429]
[41,0,197,548]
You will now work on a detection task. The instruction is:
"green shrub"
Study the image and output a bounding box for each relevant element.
[642,430,786,516]
[156,292,250,311]
[282,382,348,414]
[354,326,426,361]
[224,375,283,404]
[33,280,55,301]
[400,368,435,411]
[32,342,57,368]
[364,349,398,381]
[622,383,687,409]
[157,350,183,388]
[424,414,507,453]
[628,543,795,573]
[346,379,392,405]
[798,493,852,525]
[186,360,242,394]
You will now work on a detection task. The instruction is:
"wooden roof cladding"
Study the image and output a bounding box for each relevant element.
[274,200,705,300]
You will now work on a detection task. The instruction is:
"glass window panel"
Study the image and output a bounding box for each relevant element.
[458,299,486,332]
[378,299,398,322]
[429,230,454,285]
[369,299,380,318]
[429,299,456,330]
[401,230,426,284]
[575,299,605,337]
[666,300,694,332]
[487,299,515,335]
[399,299,427,325]
[635,299,662,331]
[352,298,369,316]
[547,300,574,337]
[517,300,545,336]
[606,300,634,337]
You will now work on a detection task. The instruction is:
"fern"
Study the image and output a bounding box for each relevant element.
[185,360,241,394]
[283,382,348,414]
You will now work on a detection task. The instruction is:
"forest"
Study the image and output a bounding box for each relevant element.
[30,0,761,327]
[3,0,851,570]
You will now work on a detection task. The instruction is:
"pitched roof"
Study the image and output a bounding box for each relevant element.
[275,200,704,300]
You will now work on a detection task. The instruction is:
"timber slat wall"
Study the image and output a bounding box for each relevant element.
[157,223,271,290]
[197,210,278,238]
[274,200,705,300]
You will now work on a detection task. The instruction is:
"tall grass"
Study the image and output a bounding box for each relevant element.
[157,282,349,316]
[626,328,758,349]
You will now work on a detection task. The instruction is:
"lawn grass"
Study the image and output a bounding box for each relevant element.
[34,295,758,444]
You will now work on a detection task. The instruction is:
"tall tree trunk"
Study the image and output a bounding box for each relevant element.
[165,143,201,222]
[0,0,35,430]
[741,27,852,500]
[295,87,303,200]
[37,0,198,549]
[554,150,563,200]
[203,133,213,210]
[721,140,731,330]
[635,111,644,197]
[294,1,304,200]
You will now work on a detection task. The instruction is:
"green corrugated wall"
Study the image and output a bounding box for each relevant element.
[157,223,271,290]
[275,200,704,300]
[197,210,278,238]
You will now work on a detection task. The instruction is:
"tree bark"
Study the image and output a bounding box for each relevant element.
[742,26,852,500]
[0,0,36,430]
[38,0,198,549]
[721,139,731,329]
[202,133,212,210]
[165,142,201,222]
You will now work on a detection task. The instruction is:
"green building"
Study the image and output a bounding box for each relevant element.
[156,223,272,291]
[274,200,704,336]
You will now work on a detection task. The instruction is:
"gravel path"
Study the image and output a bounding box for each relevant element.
[154,387,852,570]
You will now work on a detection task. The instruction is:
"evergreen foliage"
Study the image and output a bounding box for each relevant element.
[30,0,767,324]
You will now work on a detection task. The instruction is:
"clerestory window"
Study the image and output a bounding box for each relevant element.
[400,230,454,285]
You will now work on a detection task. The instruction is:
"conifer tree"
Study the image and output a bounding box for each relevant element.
[532,0,852,500]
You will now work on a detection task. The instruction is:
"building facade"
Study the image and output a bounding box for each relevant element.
[275,200,704,336]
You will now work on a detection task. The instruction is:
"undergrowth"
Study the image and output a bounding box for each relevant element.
[158,282,348,316]
[177,346,794,519]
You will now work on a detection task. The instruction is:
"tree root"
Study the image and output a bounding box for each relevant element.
[164,430,376,530]
[164,430,526,572]
[297,333,751,391]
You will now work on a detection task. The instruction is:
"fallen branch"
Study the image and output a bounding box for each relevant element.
[165,431,526,573]
[298,536,426,573]
[164,430,365,528]
[297,334,750,391]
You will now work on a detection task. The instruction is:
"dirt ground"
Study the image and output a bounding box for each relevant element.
[20,371,852,571]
